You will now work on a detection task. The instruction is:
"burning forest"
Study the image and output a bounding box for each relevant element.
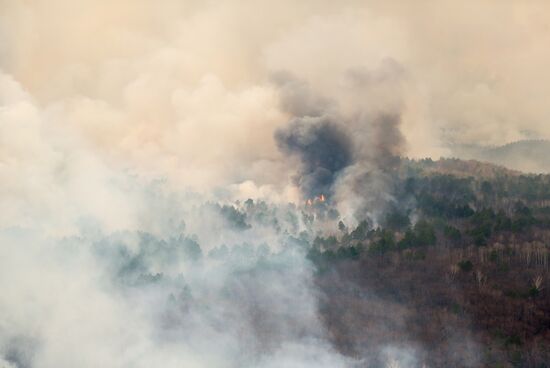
[0,1,550,367]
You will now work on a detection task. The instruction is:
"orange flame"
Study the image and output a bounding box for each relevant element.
[305,195,326,206]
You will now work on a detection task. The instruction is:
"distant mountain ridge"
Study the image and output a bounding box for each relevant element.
[451,139,550,174]
[401,157,522,181]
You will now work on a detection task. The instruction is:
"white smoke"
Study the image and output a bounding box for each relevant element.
[2,0,544,366]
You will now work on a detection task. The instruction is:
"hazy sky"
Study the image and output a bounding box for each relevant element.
[2,0,549,192]
[1,2,547,367]
[1,0,550,227]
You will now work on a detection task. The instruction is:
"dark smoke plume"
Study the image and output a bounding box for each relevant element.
[275,117,353,199]
[273,65,406,221]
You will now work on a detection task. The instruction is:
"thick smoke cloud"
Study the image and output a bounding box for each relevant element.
[0,196,361,368]
[2,0,549,186]
[275,117,353,199]
[272,67,406,223]
[331,112,406,224]
[0,0,548,366]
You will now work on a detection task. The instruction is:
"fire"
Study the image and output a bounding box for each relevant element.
[305,194,326,206]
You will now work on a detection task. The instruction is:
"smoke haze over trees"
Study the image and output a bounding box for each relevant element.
[1,1,550,367]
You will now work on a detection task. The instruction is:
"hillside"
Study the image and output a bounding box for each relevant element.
[453,140,550,174]
[303,158,550,366]
[404,157,522,179]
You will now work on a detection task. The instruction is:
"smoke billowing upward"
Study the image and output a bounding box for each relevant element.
[369,113,404,167]
[272,65,406,223]
[1,0,549,366]
[275,117,353,199]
